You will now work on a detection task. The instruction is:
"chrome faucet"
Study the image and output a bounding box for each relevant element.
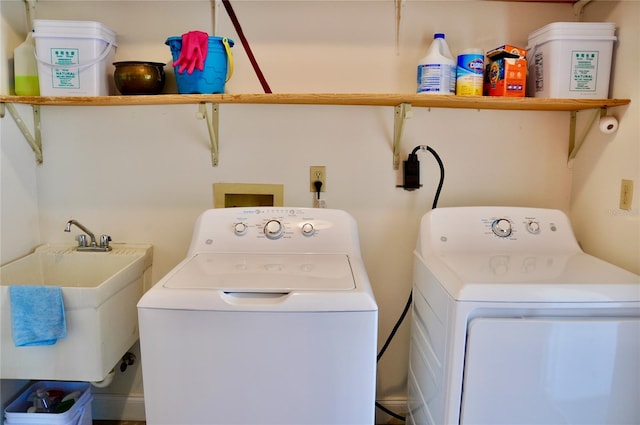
[64,219,112,252]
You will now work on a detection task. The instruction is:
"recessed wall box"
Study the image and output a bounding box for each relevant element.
[213,183,284,208]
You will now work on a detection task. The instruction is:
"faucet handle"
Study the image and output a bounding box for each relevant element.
[76,234,88,247]
[100,235,112,248]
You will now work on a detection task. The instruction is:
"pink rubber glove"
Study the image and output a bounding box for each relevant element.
[173,31,209,75]
[173,32,199,74]
[194,32,209,71]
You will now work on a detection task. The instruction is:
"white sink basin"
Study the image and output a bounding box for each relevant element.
[1,243,153,381]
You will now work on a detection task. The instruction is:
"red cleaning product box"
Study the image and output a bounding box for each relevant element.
[484,44,527,97]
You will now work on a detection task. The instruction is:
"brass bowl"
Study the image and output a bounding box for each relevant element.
[113,61,166,95]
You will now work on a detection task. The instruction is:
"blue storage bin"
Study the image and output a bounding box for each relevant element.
[4,381,92,425]
[166,36,234,94]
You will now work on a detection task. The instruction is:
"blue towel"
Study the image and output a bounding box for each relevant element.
[8,285,67,347]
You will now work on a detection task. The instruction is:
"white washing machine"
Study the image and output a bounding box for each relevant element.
[408,206,640,425]
[137,207,378,425]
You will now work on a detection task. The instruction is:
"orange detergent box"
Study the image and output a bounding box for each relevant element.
[484,44,527,97]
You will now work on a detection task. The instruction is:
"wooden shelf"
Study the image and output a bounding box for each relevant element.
[0,93,630,112]
[0,93,631,167]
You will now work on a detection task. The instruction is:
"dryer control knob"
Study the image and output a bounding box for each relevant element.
[301,222,315,236]
[491,218,512,237]
[526,220,541,234]
[234,222,248,236]
[264,220,284,239]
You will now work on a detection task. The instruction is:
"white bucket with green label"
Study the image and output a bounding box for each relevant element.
[33,20,117,96]
[527,22,616,99]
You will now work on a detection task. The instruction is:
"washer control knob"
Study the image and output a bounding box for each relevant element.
[233,222,248,236]
[491,218,512,237]
[526,220,540,234]
[301,222,315,236]
[264,220,284,239]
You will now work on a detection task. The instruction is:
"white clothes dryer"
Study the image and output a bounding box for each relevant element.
[408,206,640,425]
[138,208,378,425]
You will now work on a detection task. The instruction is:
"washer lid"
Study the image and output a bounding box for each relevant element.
[162,253,356,292]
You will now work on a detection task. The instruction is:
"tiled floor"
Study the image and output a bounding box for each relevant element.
[92,414,406,424]
[93,420,404,424]
[93,422,146,425]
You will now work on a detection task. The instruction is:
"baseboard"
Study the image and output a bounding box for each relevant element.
[91,394,146,421]
[375,397,408,425]
[91,393,408,424]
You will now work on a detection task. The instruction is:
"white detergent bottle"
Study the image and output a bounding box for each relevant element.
[14,31,40,96]
[417,33,456,94]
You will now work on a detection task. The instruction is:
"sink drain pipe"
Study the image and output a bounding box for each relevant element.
[91,368,116,388]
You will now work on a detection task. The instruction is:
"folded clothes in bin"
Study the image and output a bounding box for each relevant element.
[9,285,66,347]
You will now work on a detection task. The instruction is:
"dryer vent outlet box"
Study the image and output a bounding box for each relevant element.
[213,183,284,208]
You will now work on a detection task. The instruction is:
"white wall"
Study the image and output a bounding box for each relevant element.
[0,0,41,264]
[0,5,38,419]
[4,0,635,422]
[570,0,640,275]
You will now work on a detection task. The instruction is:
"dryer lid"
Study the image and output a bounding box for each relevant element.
[420,252,640,302]
[162,253,356,292]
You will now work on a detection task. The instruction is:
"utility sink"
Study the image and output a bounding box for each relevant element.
[0,243,153,381]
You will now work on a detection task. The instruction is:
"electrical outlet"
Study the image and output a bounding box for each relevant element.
[620,179,634,210]
[309,166,326,192]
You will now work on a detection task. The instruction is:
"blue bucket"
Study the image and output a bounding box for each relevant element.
[166,36,234,94]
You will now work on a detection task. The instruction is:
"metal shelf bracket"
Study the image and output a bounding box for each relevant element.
[573,0,593,17]
[197,102,220,166]
[568,107,606,166]
[393,102,412,170]
[1,103,42,164]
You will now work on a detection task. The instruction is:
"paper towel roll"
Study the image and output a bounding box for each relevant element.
[599,116,619,134]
